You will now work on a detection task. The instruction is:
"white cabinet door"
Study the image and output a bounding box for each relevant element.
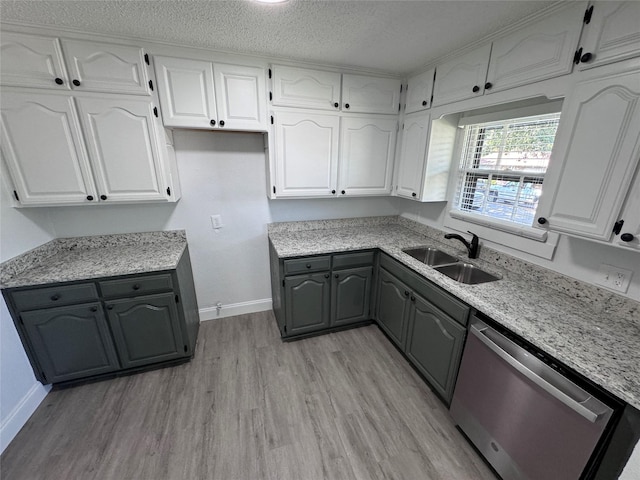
[0,32,69,89]
[394,112,430,199]
[338,116,397,196]
[0,92,97,205]
[536,68,640,241]
[271,65,341,111]
[273,111,339,197]
[342,74,401,114]
[613,168,640,250]
[432,44,491,107]
[405,68,434,113]
[61,40,150,95]
[76,97,168,202]
[578,2,640,70]
[214,63,267,131]
[154,56,217,129]
[486,1,583,93]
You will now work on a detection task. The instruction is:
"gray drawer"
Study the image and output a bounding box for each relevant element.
[284,256,331,275]
[333,251,375,270]
[12,283,99,311]
[99,274,173,298]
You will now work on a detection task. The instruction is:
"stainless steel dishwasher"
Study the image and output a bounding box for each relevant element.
[450,314,620,480]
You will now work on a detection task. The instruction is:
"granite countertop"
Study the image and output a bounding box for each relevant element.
[269,216,640,411]
[0,230,187,289]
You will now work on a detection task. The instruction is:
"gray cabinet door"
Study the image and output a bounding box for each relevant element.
[21,302,120,384]
[375,267,411,348]
[405,294,466,403]
[331,266,373,327]
[106,292,186,369]
[284,272,331,336]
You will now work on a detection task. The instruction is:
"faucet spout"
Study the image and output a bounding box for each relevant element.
[444,231,479,259]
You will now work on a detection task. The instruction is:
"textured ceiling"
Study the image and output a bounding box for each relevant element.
[0,0,556,74]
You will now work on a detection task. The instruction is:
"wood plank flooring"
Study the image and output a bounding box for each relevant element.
[1,311,497,480]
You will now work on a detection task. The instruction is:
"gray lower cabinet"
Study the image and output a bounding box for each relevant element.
[284,272,331,336]
[375,267,411,347]
[332,265,373,327]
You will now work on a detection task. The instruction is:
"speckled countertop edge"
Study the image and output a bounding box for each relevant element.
[0,230,187,288]
[269,216,640,410]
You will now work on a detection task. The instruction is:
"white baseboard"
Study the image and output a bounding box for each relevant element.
[1,382,51,454]
[200,298,272,321]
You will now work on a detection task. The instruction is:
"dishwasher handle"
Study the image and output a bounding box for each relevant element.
[470,320,604,423]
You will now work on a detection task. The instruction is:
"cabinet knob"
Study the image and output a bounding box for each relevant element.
[410,296,416,301]
[324,273,330,278]
[334,102,339,108]
[90,306,98,312]
[484,82,493,90]
[580,52,593,63]
[50,294,60,301]
[86,195,94,201]
[107,305,114,310]
[412,192,417,197]
[621,233,635,242]
[537,217,547,225]
[344,103,350,109]
[404,290,410,296]
[132,284,140,290]
[55,78,64,85]
[472,85,480,93]
[210,119,216,126]
[341,190,346,195]
[306,264,311,269]
[219,120,225,127]
[331,190,336,194]
[100,195,107,201]
[335,274,339,278]
[422,100,427,106]
[72,79,81,87]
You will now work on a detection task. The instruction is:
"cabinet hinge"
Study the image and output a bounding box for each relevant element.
[144,53,150,65]
[13,190,20,201]
[584,5,594,24]
[148,80,154,91]
[153,106,158,118]
[268,68,272,79]
[398,103,401,112]
[269,91,272,101]
[270,115,274,125]
[273,186,276,194]
[613,219,624,235]
[574,47,583,65]
[400,84,403,93]
[175,294,179,303]
[166,187,171,196]
[430,93,434,104]
[19,315,23,325]
[284,324,287,333]
[41,371,46,381]
[282,279,285,287]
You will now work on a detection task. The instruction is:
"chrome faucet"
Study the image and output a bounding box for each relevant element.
[444,231,479,259]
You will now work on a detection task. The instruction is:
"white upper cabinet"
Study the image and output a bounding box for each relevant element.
[432,44,492,107]
[0,33,150,95]
[271,65,341,111]
[577,2,640,70]
[613,169,640,251]
[60,40,151,95]
[0,32,68,90]
[338,116,397,196]
[341,74,401,114]
[272,110,339,197]
[75,97,168,202]
[395,112,430,199]
[1,91,97,205]
[535,67,640,241]
[405,68,435,113]
[154,56,266,131]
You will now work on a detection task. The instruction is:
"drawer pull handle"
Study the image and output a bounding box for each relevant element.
[50,294,60,301]
[133,284,141,290]
[107,305,114,310]
[90,306,98,312]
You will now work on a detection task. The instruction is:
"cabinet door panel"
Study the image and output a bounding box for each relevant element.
[214,63,267,131]
[405,68,434,113]
[339,116,397,196]
[271,65,341,110]
[22,302,120,383]
[342,74,401,114]
[406,295,465,402]
[1,32,68,89]
[536,69,640,240]
[614,167,640,250]
[61,40,150,95]
[285,272,331,335]
[155,56,217,128]
[395,112,429,199]
[1,91,97,205]
[332,266,373,327]
[106,293,185,369]
[273,110,339,197]
[486,2,583,92]
[578,2,640,70]
[432,44,491,107]
[76,96,167,202]
[375,268,410,348]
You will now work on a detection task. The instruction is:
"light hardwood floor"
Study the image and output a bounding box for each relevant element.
[1,311,497,480]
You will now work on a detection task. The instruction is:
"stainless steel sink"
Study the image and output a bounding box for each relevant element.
[434,263,501,284]
[402,247,459,267]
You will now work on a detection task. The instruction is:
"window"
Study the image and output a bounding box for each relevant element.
[454,112,561,227]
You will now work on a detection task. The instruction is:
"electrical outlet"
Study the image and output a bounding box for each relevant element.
[595,264,633,293]
[210,214,223,230]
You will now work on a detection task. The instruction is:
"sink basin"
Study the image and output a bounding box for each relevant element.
[434,263,501,284]
[402,247,459,267]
